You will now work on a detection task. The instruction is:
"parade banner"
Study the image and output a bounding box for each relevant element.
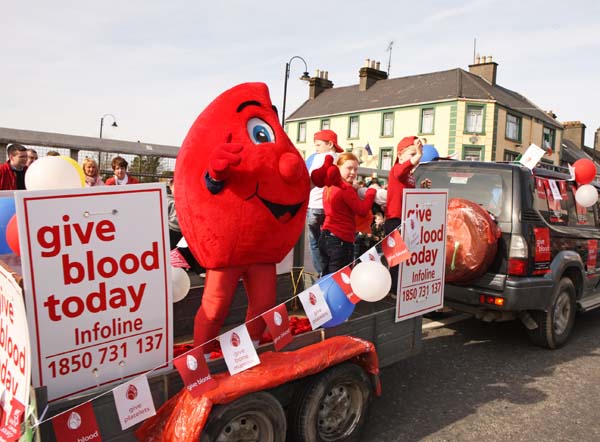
[396,189,448,321]
[0,264,30,441]
[15,184,173,401]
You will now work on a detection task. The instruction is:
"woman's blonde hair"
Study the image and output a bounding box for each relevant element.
[82,157,99,176]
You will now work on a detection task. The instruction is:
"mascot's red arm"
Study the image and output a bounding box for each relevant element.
[174,83,310,351]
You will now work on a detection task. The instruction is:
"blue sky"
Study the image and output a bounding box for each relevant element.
[3,0,599,147]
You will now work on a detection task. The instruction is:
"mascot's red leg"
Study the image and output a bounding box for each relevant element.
[242,263,277,343]
[194,267,244,352]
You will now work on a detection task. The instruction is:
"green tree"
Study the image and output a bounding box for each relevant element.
[130,155,163,182]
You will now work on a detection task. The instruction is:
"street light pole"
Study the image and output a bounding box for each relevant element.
[281,56,310,127]
[99,114,118,173]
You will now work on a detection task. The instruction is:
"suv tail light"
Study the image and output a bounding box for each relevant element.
[508,234,529,276]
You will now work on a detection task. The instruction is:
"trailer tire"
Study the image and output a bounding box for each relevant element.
[527,277,576,349]
[287,362,372,442]
[201,391,286,442]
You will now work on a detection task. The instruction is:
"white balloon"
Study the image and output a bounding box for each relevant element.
[350,261,391,302]
[575,184,598,208]
[25,156,84,190]
[171,266,191,302]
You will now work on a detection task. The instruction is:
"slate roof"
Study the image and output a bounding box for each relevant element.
[560,139,600,173]
[288,68,562,129]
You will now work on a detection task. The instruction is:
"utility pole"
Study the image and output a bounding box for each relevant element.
[386,41,394,76]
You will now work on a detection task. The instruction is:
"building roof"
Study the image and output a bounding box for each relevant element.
[560,139,600,173]
[0,126,179,158]
[288,68,562,129]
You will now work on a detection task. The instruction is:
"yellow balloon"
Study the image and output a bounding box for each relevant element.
[59,156,86,187]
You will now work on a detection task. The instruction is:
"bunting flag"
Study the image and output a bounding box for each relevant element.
[364,143,373,155]
[174,346,217,397]
[262,304,293,351]
[0,396,25,441]
[51,402,100,442]
[170,247,191,269]
[382,229,411,267]
[359,246,381,264]
[298,284,332,329]
[331,266,361,304]
[220,324,260,376]
[113,376,156,430]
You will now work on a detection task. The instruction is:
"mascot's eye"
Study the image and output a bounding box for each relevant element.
[247,118,275,144]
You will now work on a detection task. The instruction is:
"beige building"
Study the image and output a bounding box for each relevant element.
[286,57,563,169]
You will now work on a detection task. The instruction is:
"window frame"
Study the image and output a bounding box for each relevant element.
[464,104,486,135]
[462,145,484,161]
[381,112,394,137]
[419,107,435,135]
[297,122,307,143]
[320,119,330,130]
[503,149,519,162]
[505,113,522,142]
[348,115,360,139]
[379,147,394,170]
[542,126,556,152]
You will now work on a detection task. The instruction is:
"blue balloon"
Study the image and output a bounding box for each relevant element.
[0,198,16,254]
[317,273,355,328]
[422,145,439,163]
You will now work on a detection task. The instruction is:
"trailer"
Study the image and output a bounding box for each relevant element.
[2,254,422,442]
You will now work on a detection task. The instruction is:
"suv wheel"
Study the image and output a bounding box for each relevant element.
[527,278,576,349]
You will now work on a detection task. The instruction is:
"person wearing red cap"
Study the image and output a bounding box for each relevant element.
[385,136,430,295]
[306,129,344,275]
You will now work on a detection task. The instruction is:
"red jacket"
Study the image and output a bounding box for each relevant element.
[322,184,376,243]
[105,175,140,185]
[385,160,415,220]
[0,161,26,190]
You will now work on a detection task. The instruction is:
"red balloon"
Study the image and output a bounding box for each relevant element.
[6,215,19,256]
[574,159,596,185]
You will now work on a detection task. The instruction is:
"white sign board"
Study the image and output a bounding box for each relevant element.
[0,264,30,434]
[396,189,448,321]
[15,183,173,401]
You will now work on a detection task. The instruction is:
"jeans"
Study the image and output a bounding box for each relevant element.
[318,230,354,275]
[307,208,325,274]
[384,218,402,294]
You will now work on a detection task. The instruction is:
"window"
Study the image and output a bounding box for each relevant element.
[506,114,521,141]
[567,183,596,226]
[348,116,359,139]
[297,122,306,143]
[543,127,555,151]
[379,147,393,170]
[503,150,519,161]
[420,108,434,134]
[320,119,330,130]
[534,177,568,225]
[381,112,394,137]
[465,105,484,133]
[462,146,482,161]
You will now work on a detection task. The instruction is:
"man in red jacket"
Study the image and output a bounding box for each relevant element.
[0,144,28,190]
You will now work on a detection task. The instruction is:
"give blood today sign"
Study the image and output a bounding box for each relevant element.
[397,189,448,321]
[15,183,173,401]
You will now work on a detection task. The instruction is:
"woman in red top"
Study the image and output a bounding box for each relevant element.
[315,153,376,275]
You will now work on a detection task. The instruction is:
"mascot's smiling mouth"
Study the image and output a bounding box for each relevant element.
[257,195,302,224]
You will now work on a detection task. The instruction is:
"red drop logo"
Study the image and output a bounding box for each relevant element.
[126,384,138,400]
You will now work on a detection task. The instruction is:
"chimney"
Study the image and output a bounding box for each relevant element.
[359,58,388,91]
[308,69,334,100]
[468,55,498,86]
[562,121,586,149]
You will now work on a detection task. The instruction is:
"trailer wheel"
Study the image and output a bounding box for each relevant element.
[201,391,286,442]
[287,362,372,442]
[527,277,576,349]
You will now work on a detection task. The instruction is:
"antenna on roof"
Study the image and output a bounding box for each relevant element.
[473,37,477,64]
[386,40,394,76]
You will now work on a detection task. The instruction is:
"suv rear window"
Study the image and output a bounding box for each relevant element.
[533,176,597,226]
[418,166,512,222]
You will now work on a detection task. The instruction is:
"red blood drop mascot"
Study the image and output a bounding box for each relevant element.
[175,83,310,353]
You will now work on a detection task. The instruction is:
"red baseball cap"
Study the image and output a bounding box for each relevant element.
[397,136,419,153]
[314,129,343,153]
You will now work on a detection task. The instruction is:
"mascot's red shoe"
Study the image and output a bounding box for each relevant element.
[175,82,310,352]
